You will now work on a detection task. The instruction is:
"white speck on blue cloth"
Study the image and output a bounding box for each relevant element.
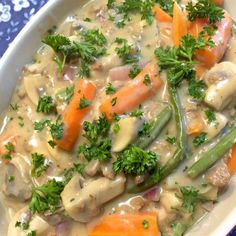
[0,0,48,57]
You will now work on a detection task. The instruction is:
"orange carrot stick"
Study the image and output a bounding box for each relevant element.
[194,64,208,80]
[100,63,163,121]
[89,213,160,236]
[172,2,188,46]
[195,11,232,68]
[188,18,208,39]
[55,80,96,151]
[227,144,236,176]
[153,5,172,23]
[187,120,205,137]
[214,0,224,5]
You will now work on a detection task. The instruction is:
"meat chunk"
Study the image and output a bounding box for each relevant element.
[206,161,231,188]
[61,174,126,222]
[2,163,32,202]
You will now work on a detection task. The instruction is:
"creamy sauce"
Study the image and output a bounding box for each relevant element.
[1,0,236,236]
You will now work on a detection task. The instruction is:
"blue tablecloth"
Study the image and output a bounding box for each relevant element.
[0,0,47,57]
[0,0,236,235]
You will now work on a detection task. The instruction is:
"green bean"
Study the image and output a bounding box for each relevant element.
[134,104,172,149]
[187,126,236,178]
[160,86,187,179]
[128,87,187,193]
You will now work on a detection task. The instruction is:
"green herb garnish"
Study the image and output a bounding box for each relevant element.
[113,145,160,175]
[193,132,207,147]
[31,153,50,178]
[186,0,224,25]
[37,96,55,113]
[79,97,92,109]
[29,179,64,213]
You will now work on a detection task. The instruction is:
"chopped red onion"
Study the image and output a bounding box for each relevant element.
[143,187,161,202]
[61,66,75,81]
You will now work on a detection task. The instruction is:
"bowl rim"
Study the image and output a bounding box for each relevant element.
[0,1,235,235]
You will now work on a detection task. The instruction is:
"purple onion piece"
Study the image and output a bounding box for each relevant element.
[143,187,161,202]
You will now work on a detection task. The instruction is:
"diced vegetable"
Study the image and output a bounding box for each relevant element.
[194,63,208,79]
[160,191,182,213]
[112,117,141,152]
[100,63,163,121]
[55,80,96,151]
[172,2,188,46]
[214,0,224,5]
[134,105,172,149]
[195,11,233,68]
[61,175,126,222]
[188,127,236,178]
[203,112,228,140]
[227,144,236,176]
[186,106,205,136]
[187,121,204,137]
[188,18,207,39]
[109,65,132,81]
[153,5,172,23]
[88,213,160,236]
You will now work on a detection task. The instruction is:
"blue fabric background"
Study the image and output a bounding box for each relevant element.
[0,0,48,57]
[0,0,236,235]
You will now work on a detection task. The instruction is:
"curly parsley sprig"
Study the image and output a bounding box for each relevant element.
[186,0,224,25]
[155,27,215,100]
[107,0,156,27]
[42,29,107,77]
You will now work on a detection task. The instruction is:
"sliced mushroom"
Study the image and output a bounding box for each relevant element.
[112,117,141,152]
[204,62,236,111]
[2,158,32,202]
[24,74,47,105]
[100,162,115,179]
[202,111,228,139]
[2,164,31,202]
[199,185,218,201]
[7,208,55,236]
[61,174,126,222]
[57,21,73,37]
[85,160,100,177]
[160,191,182,213]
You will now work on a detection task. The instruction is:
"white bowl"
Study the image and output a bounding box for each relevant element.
[0,0,235,235]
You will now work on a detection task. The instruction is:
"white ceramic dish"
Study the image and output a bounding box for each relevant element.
[0,0,236,235]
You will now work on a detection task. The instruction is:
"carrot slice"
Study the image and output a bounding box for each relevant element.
[214,0,224,5]
[227,144,236,176]
[187,120,205,137]
[194,63,208,80]
[153,5,172,23]
[89,213,160,236]
[100,63,163,121]
[195,11,232,68]
[188,18,208,39]
[55,80,96,151]
[172,2,188,46]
